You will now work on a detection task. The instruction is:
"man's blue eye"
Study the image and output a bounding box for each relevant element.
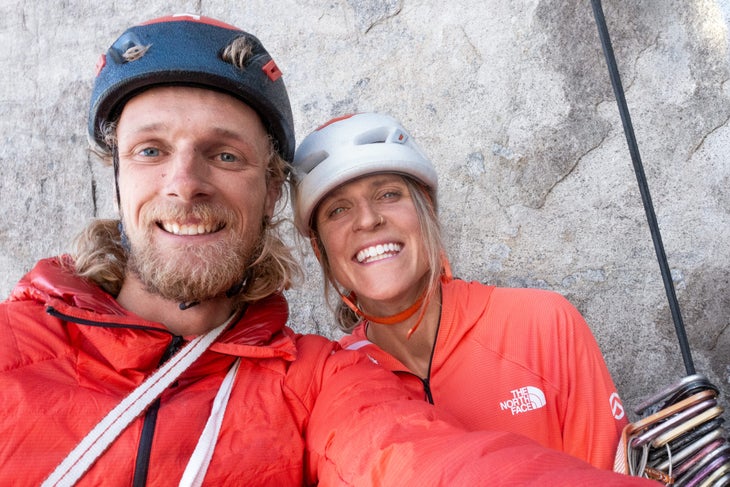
[140,147,159,157]
[220,153,237,163]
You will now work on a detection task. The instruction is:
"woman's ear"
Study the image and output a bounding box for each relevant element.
[309,233,323,262]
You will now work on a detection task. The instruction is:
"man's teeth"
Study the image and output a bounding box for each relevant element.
[356,243,402,263]
[161,222,220,235]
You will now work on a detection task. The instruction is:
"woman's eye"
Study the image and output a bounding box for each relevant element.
[329,206,346,217]
[381,190,401,200]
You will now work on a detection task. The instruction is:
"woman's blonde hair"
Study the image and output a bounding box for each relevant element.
[310,175,445,332]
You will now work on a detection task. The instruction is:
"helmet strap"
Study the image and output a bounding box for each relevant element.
[113,147,121,208]
[117,221,131,253]
[440,251,453,282]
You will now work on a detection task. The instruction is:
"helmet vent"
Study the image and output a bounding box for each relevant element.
[108,32,146,64]
[220,35,254,70]
[353,127,408,146]
[122,45,150,62]
[354,127,391,145]
[299,149,330,172]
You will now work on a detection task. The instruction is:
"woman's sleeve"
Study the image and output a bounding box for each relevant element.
[305,345,654,486]
[552,294,628,470]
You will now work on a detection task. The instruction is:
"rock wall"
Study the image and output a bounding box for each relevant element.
[1,0,729,419]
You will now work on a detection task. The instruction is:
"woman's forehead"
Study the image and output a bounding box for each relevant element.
[325,173,407,199]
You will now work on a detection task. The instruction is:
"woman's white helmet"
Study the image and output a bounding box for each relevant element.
[291,112,438,235]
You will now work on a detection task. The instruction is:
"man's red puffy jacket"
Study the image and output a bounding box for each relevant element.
[0,257,658,486]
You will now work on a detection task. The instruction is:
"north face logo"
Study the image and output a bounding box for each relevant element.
[500,386,546,415]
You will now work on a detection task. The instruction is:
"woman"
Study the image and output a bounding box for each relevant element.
[290,112,627,470]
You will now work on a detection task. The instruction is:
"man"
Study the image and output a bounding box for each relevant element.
[0,14,657,486]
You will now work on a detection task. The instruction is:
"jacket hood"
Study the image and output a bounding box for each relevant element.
[10,255,125,316]
[9,256,295,358]
[340,279,495,371]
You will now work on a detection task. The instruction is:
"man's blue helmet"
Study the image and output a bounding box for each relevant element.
[89,14,295,161]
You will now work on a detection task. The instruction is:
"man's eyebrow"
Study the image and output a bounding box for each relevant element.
[125,124,256,147]
[127,122,167,135]
[210,126,254,143]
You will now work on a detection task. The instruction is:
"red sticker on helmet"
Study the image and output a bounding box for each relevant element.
[95,54,106,77]
[316,114,355,131]
[262,60,282,81]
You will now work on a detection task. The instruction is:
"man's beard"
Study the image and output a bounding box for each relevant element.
[124,203,263,304]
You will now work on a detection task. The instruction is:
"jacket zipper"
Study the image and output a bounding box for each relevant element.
[421,378,435,404]
[45,306,180,486]
[133,335,184,487]
[46,306,169,333]
[401,313,442,405]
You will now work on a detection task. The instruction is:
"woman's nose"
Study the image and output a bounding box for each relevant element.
[352,203,384,231]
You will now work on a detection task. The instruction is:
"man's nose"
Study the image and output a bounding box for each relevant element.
[164,149,213,201]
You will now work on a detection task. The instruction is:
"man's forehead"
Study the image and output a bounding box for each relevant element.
[117,86,266,135]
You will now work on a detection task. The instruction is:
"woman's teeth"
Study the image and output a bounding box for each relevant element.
[356,243,402,263]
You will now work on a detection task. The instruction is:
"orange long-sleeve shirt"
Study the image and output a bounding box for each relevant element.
[341,279,628,470]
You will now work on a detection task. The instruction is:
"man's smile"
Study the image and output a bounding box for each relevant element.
[158,220,225,236]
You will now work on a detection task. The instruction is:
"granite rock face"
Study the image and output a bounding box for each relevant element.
[2,0,729,419]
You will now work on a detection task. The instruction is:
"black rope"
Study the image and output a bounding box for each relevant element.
[590,0,695,375]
